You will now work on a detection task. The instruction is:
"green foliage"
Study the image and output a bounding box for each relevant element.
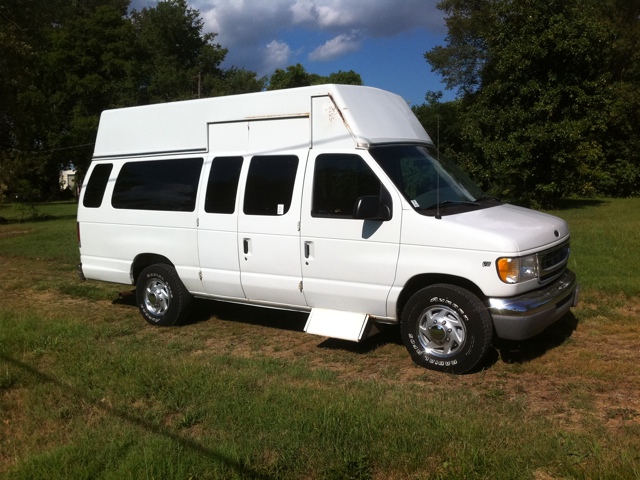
[412,93,466,156]
[424,0,640,207]
[0,0,263,197]
[268,63,363,90]
[130,0,226,103]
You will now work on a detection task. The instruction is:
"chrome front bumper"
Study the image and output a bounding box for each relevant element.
[488,270,578,341]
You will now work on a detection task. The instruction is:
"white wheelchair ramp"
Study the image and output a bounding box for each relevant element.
[304,308,379,342]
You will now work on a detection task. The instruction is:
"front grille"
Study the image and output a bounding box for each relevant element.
[538,240,570,283]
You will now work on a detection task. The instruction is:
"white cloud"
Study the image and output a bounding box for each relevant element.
[198,0,292,48]
[177,1,444,75]
[291,0,315,24]
[309,31,362,62]
[315,3,356,28]
[263,40,293,71]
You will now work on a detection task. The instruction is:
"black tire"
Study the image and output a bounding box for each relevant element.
[401,284,493,374]
[136,264,192,326]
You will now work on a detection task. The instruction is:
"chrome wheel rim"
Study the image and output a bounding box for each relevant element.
[143,278,170,316]
[417,305,466,358]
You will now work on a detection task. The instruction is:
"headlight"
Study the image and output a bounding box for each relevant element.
[496,255,538,284]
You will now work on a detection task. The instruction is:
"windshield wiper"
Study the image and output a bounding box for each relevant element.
[423,200,480,210]
[475,194,501,202]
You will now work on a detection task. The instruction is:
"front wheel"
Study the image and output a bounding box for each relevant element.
[401,284,493,374]
[136,264,192,326]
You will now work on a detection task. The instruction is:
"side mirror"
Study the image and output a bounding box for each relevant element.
[353,195,391,221]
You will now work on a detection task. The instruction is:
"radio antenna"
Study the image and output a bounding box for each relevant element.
[435,114,442,220]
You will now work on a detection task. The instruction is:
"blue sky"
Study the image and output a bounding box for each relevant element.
[131,0,455,105]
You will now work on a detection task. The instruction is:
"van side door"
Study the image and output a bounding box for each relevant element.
[300,151,402,317]
[236,118,308,307]
[197,154,245,300]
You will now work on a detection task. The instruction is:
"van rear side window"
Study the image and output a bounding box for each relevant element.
[83,163,113,208]
[112,158,203,211]
[244,155,298,216]
[205,156,243,214]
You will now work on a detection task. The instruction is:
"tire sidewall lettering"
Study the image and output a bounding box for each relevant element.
[136,264,191,327]
[401,285,493,374]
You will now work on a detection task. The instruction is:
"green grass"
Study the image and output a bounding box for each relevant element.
[3,308,635,480]
[0,201,79,265]
[1,199,640,479]
[547,198,640,297]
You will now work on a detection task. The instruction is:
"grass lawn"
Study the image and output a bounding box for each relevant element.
[0,199,639,479]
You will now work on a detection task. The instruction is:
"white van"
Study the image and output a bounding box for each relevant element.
[77,84,578,373]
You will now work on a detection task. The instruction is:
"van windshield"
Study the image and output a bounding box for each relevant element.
[370,144,500,216]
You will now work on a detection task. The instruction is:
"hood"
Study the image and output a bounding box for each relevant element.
[445,204,570,253]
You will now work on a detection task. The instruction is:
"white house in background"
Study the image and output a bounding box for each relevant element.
[60,169,77,191]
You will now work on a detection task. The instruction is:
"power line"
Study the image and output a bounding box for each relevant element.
[5,143,95,155]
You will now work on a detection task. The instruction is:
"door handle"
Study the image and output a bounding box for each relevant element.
[243,238,250,255]
[304,241,311,259]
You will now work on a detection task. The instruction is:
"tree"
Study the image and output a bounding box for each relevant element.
[268,64,363,90]
[595,0,640,196]
[268,64,314,90]
[203,67,267,97]
[413,92,463,153]
[426,0,640,206]
[425,0,495,97]
[43,2,135,189]
[1,0,265,197]
[130,0,227,103]
[0,0,125,199]
[325,70,363,86]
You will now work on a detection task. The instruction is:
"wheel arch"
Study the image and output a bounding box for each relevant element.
[131,253,174,284]
[396,274,487,320]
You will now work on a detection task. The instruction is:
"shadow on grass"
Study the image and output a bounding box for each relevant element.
[114,291,578,370]
[114,292,309,332]
[114,292,401,354]
[551,198,608,210]
[192,300,405,358]
[493,312,579,365]
[0,351,277,479]
[0,200,78,224]
[0,213,77,224]
[315,325,403,354]
[192,298,310,332]
[191,298,403,356]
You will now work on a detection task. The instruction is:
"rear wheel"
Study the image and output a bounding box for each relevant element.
[401,284,492,374]
[136,264,192,326]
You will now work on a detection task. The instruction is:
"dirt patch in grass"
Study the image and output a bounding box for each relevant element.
[0,230,30,238]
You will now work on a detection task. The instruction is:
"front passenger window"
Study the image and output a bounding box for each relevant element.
[312,154,382,218]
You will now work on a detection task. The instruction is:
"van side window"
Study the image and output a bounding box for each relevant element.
[243,155,298,216]
[312,154,381,218]
[205,156,243,214]
[112,158,203,211]
[83,163,113,208]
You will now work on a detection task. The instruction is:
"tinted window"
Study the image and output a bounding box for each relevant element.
[205,156,243,214]
[83,163,113,208]
[312,154,381,218]
[112,158,203,211]
[243,155,298,216]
